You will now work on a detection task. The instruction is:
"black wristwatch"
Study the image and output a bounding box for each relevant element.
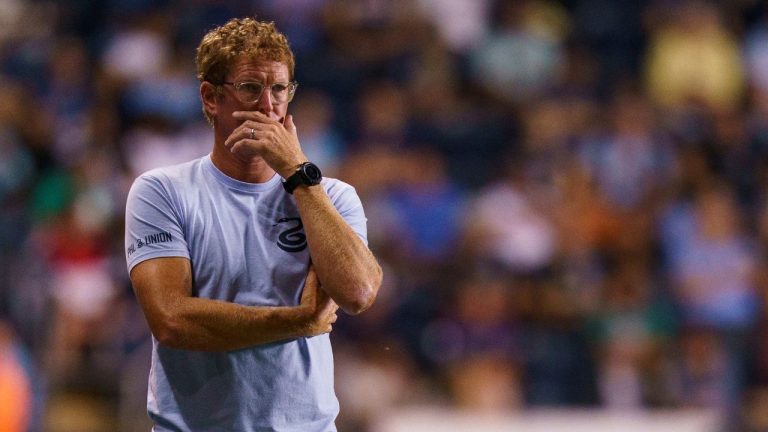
[282,162,323,194]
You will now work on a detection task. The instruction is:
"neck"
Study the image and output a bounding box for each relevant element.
[210,144,276,183]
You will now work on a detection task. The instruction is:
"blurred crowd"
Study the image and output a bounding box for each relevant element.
[3,0,768,431]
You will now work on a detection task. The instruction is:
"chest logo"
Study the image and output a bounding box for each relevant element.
[274,217,307,252]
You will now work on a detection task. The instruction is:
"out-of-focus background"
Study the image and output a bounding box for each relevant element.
[2,0,768,431]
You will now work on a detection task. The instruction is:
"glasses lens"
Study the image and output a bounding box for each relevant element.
[237,83,264,103]
[233,82,296,104]
[272,83,297,103]
[271,84,290,103]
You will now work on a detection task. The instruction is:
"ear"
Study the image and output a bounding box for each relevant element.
[200,81,219,120]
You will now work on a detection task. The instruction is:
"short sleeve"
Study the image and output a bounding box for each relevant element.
[325,181,368,246]
[125,173,190,273]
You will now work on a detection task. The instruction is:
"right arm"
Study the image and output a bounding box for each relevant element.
[130,257,337,352]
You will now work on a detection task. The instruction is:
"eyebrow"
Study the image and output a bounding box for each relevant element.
[231,78,290,83]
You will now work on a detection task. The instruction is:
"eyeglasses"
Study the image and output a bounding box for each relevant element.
[219,81,298,104]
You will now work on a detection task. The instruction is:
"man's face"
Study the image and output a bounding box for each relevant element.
[213,56,292,136]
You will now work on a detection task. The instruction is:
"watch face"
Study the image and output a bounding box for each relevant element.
[302,163,322,183]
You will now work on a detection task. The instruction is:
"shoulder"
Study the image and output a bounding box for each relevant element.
[321,177,366,218]
[135,158,203,185]
[321,177,362,204]
[321,177,357,198]
[130,158,205,194]
[126,158,208,213]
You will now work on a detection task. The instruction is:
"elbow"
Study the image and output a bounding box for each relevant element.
[150,314,187,349]
[341,268,383,316]
[341,290,376,315]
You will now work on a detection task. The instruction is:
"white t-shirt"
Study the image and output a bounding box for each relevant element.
[125,154,367,432]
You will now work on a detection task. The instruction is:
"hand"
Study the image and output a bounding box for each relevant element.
[225,111,307,178]
[299,266,338,336]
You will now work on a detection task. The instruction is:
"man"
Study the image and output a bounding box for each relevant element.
[124,17,382,431]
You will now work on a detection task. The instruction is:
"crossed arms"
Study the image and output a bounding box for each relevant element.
[129,188,382,352]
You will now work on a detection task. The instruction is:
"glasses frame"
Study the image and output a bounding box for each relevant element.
[218,81,298,105]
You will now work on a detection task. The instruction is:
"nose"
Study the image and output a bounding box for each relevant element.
[255,87,273,114]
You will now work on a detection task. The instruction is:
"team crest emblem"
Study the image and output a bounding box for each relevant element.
[274,217,307,252]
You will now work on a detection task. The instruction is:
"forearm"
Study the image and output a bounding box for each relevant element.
[130,257,323,352]
[155,297,308,351]
[293,186,382,314]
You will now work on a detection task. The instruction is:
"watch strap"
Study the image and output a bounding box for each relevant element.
[282,162,322,194]
[282,169,305,194]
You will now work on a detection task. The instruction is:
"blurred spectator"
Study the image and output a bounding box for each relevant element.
[570,0,646,91]
[321,0,425,74]
[675,326,730,409]
[740,387,768,432]
[258,0,329,56]
[460,159,557,276]
[743,9,768,94]
[644,0,745,113]
[469,0,569,105]
[120,118,211,177]
[662,184,759,330]
[415,0,492,55]
[578,89,677,212]
[407,27,510,188]
[38,204,124,391]
[334,341,418,431]
[101,13,172,83]
[291,89,347,176]
[426,273,524,411]
[585,254,676,409]
[353,79,411,150]
[364,148,466,270]
[660,182,759,425]
[520,276,597,406]
[0,320,36,432]
[42,37,94,167]
[0,80,37,312]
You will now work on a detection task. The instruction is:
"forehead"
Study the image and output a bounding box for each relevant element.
[229,56,290,81]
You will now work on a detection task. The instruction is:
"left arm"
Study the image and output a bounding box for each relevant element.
[227,111,382,314]
[293,184,382,315]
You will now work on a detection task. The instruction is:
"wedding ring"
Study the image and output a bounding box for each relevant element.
[249,128,256,140]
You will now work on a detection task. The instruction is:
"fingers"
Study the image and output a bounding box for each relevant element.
[299,265,342,336]
[233,112,295,137]
[324,302,338,331]
[308,303,338,336]
[284,114,296,134]
[233,111,280,125]
[232,111,295,135]
[322,311,338,334]
[223,114,295,160]
[224,111,280,146]
[223,124,263,149]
